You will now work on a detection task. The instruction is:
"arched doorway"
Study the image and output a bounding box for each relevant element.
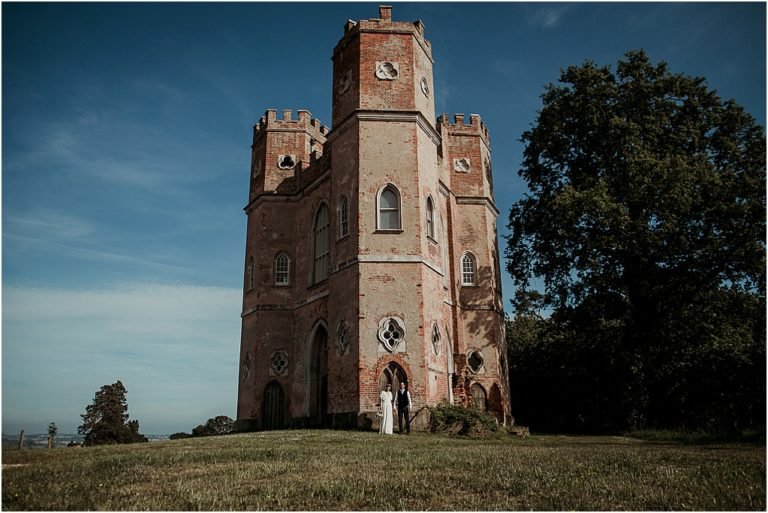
[379,362,407,392]
[262,381,285,430]
[471,383,487,411]
[308,324,329,427]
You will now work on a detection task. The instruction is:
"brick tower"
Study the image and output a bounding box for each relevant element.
[236,6,511,430]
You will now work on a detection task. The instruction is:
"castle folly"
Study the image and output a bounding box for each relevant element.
[236,6,510,430]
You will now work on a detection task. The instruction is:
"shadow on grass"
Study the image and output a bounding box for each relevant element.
[623,429,765,445]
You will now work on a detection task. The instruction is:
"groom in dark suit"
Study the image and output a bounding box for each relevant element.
[395,382,412,434]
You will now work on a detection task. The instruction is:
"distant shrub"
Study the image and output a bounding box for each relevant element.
[428,401,499,436]
[192,416,234,437]
[169,432,191,440]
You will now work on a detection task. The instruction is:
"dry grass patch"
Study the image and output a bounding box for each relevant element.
[2,430,764,510]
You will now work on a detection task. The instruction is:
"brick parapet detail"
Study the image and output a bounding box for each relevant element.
[438,113,490,146]
[333,11,432,62]
[253,108,329,145]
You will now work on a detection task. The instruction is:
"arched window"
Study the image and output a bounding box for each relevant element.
[339,196,349,238]
[426,196,435,239]
[313,204,330,284]
[461,253,476,286]
[274,253,290,286]
[246,256,255,290]
[378,185,401,230]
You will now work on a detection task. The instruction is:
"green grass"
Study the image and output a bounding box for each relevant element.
[2,430,765,510]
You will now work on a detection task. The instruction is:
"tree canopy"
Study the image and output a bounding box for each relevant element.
[506,51,765,432]
[192,415,234,437]
[78,381,148,445]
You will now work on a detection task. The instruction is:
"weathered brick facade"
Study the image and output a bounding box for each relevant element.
[236,6,511,431]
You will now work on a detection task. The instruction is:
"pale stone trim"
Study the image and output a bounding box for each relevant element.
[326,110,441,147]
[356,254,444,276]
[377,316,406,352]
[438,180,450,197]
[241,255,451,316]
[244,169,331,213]
[453,157,471,173]
[241,289,330,317]
[277,155,297,169]
[375,61,399,80]
[454,196,500,216]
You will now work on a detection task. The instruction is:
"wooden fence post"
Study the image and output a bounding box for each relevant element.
[18,430,25,450]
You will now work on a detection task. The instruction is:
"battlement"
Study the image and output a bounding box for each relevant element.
[334,5,432,59]
[253,108,329,142]
[438,113,491,144]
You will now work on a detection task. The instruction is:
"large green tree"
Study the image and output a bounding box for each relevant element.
[506,51,765,431]
[78,381,148,445]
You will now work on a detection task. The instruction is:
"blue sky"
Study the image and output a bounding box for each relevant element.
[3,2,765,435]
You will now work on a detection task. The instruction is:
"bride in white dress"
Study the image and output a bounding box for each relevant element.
[379,384,394,434]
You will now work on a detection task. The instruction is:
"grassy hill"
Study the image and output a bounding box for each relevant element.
[2,430,764,510]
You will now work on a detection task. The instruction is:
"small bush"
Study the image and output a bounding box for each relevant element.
[428,401,499,436]
[169,432,191,440]
[192,415,234,437]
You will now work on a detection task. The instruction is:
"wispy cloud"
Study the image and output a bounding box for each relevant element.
[524,5,575,29]
[2,208,208,276]
[4,232,205,276]
[4,209,97,241]
[3,283,242,434]
[5,72,239,195]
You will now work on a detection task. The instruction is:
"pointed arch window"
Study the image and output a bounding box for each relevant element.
[377,185,401,231]
[426,196,435,240]
[313,204,330,284]
[339,196,349,238]
[274,252,290,286]
[461,253,477,286]
[246,256,255,290]
[378,362,407,392]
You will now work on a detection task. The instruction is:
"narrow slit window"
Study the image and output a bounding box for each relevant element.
[426,196,435,239]
[339,196,349,238]
[313,204,330,283]
[247,256,255,290]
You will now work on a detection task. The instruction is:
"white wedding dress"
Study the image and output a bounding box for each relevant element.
[379,390,394,434]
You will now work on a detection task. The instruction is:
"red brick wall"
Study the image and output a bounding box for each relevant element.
[236,6,511,430]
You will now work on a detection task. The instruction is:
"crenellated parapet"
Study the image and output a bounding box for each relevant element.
[333,5,432,62]
[438,113,491,146]
[252,108,329,146]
